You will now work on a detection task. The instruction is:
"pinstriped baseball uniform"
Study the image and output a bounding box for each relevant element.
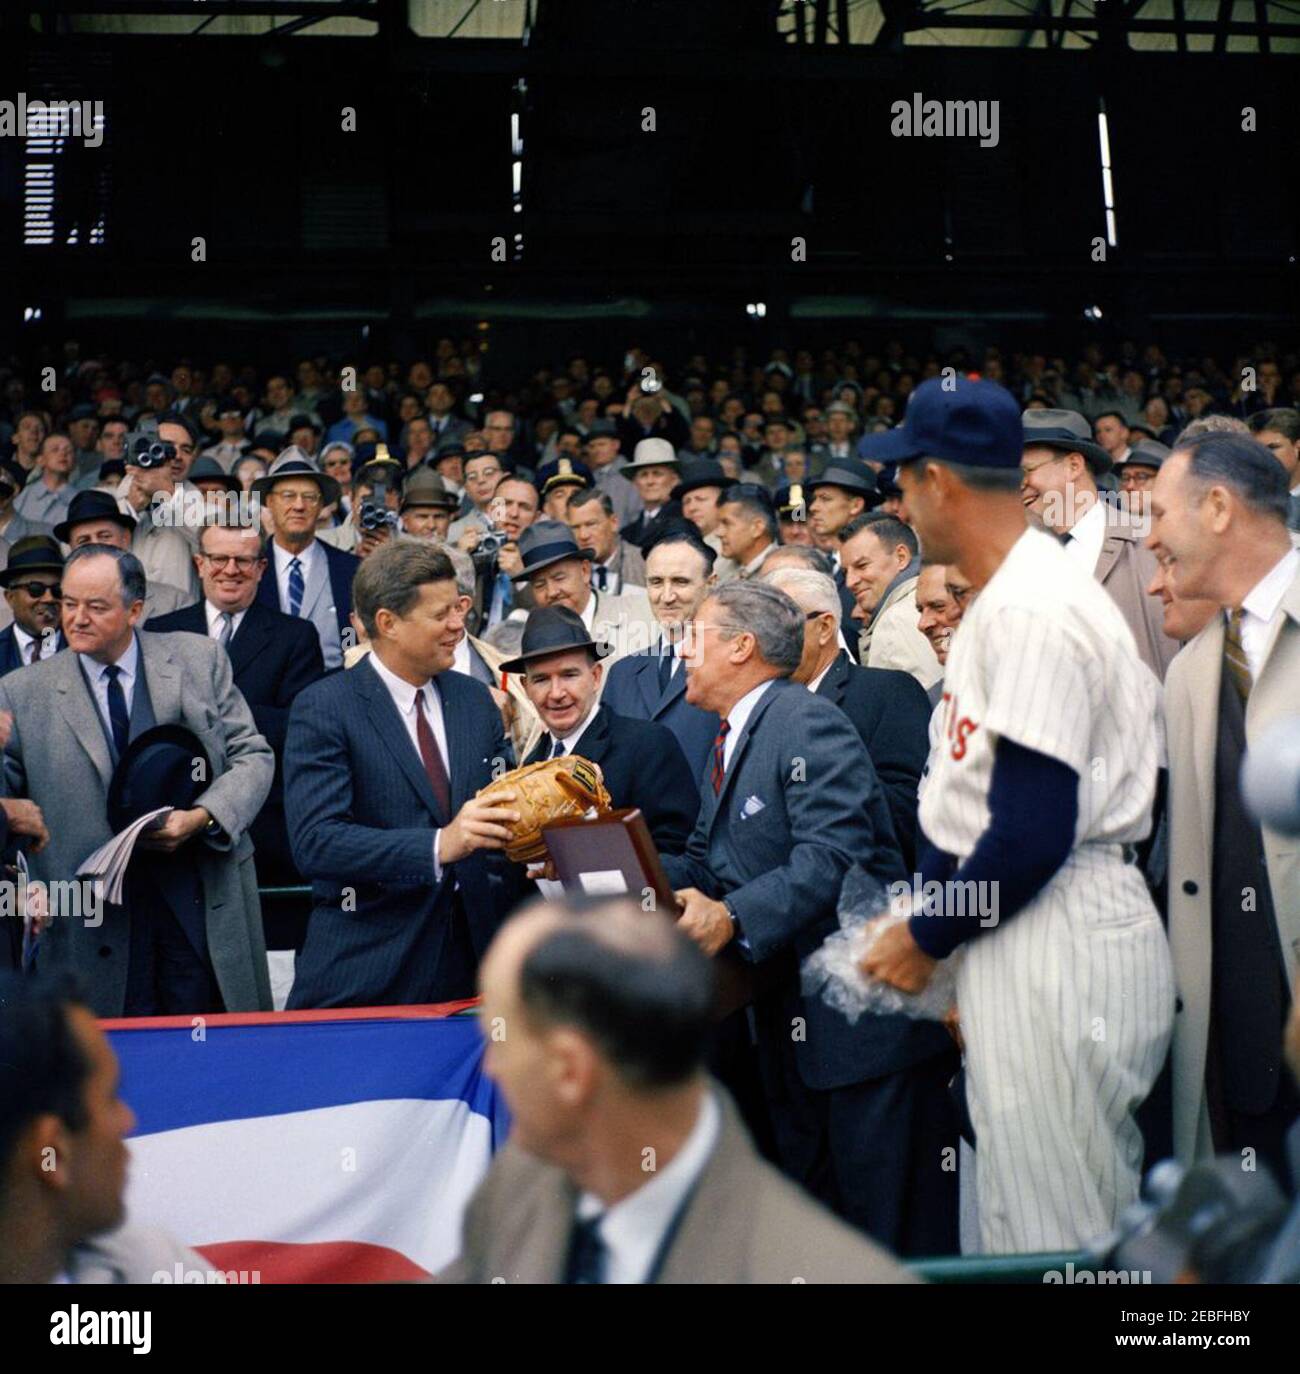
[919,528,1174,1254]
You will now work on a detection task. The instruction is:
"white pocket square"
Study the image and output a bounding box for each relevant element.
[741,795,766,819]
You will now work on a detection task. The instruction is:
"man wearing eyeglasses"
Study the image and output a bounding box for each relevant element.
[149,523,325,934]
[0,536,67,675]
[251,450,360,672]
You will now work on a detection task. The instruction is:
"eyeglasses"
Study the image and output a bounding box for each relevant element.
[1019,452,1067,482]
[10,581,60,599]
[271,489,322,507]
[201,554,261,572]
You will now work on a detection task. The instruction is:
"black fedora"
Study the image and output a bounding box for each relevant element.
[107,724,214,835]
[671,458,730,502]
[53,489,137,545]
[0,535,65,586]
[498,606,612,674]
[512,519,596,584]
[804,458,883,506]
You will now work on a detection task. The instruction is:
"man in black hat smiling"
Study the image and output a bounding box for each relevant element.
[805,457,882,626]
[0,535,66,674]
[504,606,697,856]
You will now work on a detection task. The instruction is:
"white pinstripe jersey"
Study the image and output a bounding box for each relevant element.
[919,527,1160,861]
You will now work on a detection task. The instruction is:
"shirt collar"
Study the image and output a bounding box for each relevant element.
[578,592,597,632]
[12,623,35,651]
[1239,546,1299,628]
[725,677,776,732]
[80,632,139,683]
[451,634,471,676]
[806,656,837,695]
[554,703,599,751]
[367,648,432,716]
[575,1091,721,1273]
[273,539,317,573]
[743,542,774,577]
[205,601,247,635]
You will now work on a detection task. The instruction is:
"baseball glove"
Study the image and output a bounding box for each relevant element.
[475,755,612,863]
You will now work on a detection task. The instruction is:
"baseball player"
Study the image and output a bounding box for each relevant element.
[861,377,1175,1254]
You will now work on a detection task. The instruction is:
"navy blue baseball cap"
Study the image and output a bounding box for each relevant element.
[864,376,1023,470]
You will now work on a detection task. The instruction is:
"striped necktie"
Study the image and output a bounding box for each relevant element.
[710,719,731,795]
[218,612,234,646]
[287,557,305,617]
[1223,607,1252,702]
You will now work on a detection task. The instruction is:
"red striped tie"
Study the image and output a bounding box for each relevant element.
[710,720,731,796]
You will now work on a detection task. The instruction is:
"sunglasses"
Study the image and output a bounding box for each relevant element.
[10,581,61,599]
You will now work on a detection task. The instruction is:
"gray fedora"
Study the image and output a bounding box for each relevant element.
[1022,408,1114,475]
[251,448,341,507]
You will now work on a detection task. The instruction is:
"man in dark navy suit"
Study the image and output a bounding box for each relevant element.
[505,606,698,856]
[283,540,524,1008]
[764,564,930,870]
[252,450,359,671]
[661,580,958,1256]
[147,523,325,928]
[0,536,66,675]
[601,528,721,783]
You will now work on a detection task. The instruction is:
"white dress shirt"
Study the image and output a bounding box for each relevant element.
[272,539,324,610]
[367,650,452,880]
[722,679,775,771]
[451,635,472,678]
[204,601,248,643]
[13,623,58,664]
[806,656,836,696]
[574,1091,721,1284]
[578,591,597,633]
[1234,546,1299,681]
[1061,494,1108,573]
[78,634,140,743]
[548,705,599,757]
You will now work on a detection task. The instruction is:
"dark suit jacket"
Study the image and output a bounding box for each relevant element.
[146,600,326,884]
[524,703,698,856]
[437,1086,910,1284]
[813,650,930,870]
[662,677,949,1092]
[0,626,64,677]
[620,500,684,554]
[253,538,357,663]
[283,657,518,1007]
[601,649,721,784]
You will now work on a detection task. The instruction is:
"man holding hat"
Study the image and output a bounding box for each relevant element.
[1020,407,1178,679]
[55,490,193,620]
[806,457,882,627]
[514,520,656,667]
[619,438,683,552]
[0,535,66,674]
[503,606,698,856]
[252,449,359,671]
[400,468,460,542]
[858,375,1173,1255]
[0,542,275,1016]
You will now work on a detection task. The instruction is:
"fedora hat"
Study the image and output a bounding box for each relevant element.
[498,606,612,674]
[623,437,681,473]
[1113,438,1170,473]
[106,724,214,836]
[671,458,730,501]
[188,455,242,494]
[53,489,137,545]
[251,449,341,507]
[1021,408,1114,475]
[0,535,65,586]
[512,519,596,583]
[804,458,883,505]
[400,467,460,512]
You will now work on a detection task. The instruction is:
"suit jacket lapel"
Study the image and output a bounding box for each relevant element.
[657,657,688,716]
[708,680,781,834]
[54,654,115,788]
[138,632,184,731]
[227,604,273,679]
[300,546,330,619]
[1093,525,1127,584]
[358,657,442,822]
[816,650,849,704]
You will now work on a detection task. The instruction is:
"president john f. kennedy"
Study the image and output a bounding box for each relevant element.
[283,541,523,1008]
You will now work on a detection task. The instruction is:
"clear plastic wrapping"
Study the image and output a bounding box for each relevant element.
[801,865,961,1024]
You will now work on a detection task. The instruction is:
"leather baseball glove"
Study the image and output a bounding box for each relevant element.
[474,755,612,863]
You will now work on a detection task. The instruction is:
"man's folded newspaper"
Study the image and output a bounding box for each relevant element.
[76,807,173,906]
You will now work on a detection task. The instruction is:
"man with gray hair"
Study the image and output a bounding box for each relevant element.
[1148,429,1300,1186]
[0,543,275,1015]
[661,579,957,1254]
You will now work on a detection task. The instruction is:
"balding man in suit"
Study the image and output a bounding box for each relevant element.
[438,899,910,1284]
[1148,430,1300,1186]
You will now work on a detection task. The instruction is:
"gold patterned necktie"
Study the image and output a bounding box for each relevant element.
[1223,607,1252,702]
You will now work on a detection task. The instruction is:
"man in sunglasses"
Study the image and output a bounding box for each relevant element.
[0,536,66,675]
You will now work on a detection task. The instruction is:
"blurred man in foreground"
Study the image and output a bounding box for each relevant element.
[438,900,910,1284]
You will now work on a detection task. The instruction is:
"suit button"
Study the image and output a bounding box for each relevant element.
[1175,997,1184,1013]
[1182,880,1198,896]
[98,946,112,958]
